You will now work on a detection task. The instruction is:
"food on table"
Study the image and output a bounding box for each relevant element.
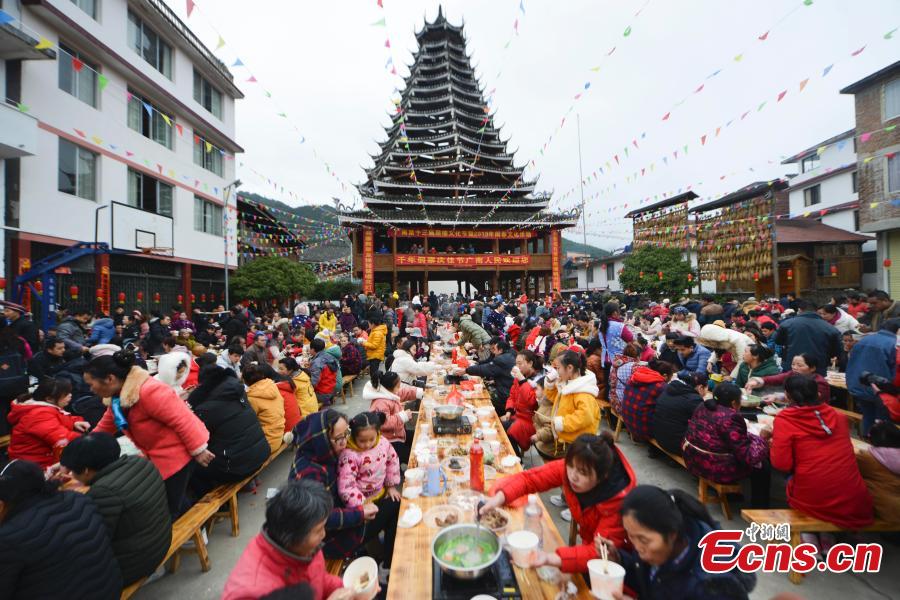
[449,446,469,457]
[479,508,508,531]
[435,512,459,527]
[435,535,497,568]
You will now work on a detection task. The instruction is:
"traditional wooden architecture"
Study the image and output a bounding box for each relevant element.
[340,8,577,298]
[624,191,698,251]
[691,180,872,296]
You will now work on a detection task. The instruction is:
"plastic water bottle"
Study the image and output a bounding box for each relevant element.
[524,494,544,549]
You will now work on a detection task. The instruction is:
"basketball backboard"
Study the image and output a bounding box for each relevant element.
[110,201,174,256]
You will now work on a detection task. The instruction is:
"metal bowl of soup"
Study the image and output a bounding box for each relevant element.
[434,404,465,420]
[431,523,502,580]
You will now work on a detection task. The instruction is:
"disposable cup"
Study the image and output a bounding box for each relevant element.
[507,530,540,568]
[587,559,626,600]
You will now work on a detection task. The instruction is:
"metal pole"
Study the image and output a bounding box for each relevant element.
[224,188,231,309]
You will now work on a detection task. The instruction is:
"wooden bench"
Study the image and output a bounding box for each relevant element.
[741,508,900,584]
[120,443,289,600]
[326,557,349,577]
[649,439,741,519]
[340,374,358,404]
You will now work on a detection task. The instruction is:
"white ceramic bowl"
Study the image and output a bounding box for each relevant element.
[476,407,494,419]
[342,556,378,599]
[506,530,540,568]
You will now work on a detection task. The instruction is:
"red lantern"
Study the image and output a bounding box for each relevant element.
[884,258,892,268]
[211,293,216,303]
[153,292,160,304]
[787,269,793,280]
[658,271,664,280]
[687,273,693,282]
[177,294,183,304]
[96,288,103,302]
[137,291,144,303]
[639,271,644,279]
[0,277,6,291]
[70,285,79,300]
[753,272,759,282]
[830,264,837,277]
[190,294,196,303]
[201,294,207,302]
[117,292,126,303]
[34,281,43,293]
[719,273,727,282]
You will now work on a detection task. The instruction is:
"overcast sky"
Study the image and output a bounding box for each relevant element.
[166,0,899,251]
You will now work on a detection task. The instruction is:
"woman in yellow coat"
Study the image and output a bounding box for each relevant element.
[539,349,601,458]
[318,307,337,335]
[242,364,286,452]
[277,357,319,418]
[358,315,388,387]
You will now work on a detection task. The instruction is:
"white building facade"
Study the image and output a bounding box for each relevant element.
[782,129,878,290]
[1,0,241,319]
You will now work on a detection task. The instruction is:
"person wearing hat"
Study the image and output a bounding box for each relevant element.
[667,306,701,338]
[0,459,123,598]
[2,301,38,355]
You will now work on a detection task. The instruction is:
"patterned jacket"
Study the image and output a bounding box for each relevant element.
[337,436,400,507]
[619,366,666,442]
[682,404,769,484]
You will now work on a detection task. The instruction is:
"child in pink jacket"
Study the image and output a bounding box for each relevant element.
[337,410,401,567]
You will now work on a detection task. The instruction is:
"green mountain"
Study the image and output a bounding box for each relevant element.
[561,237,611,258]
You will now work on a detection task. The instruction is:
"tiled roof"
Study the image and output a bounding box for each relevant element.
[776,219,873,243]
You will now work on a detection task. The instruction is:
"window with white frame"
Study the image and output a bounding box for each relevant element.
[58,138,97,201]
[193,134,224,176]
[606,263,615,281]
[127,88,173,149]
[803,184,821,207]
[58,42,98,107]
[800,155,819,173]
[127,168,173,217]
[193,69,223,119]
[70,0,96,19]
[194,196,223,236]
[889,153,900,194]
[127,10,172,78]
[885,78,900,121]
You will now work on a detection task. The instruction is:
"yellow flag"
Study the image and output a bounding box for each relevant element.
[205,141,213,153]
[35,37,53,50]
[161,114,171,127]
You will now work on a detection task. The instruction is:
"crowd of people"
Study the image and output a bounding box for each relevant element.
[0,285,897,599]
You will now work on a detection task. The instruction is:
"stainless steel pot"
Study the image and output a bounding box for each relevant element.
[431,523,502,580]
[434,404,465,420]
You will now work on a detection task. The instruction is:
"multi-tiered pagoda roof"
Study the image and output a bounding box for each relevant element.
[341,8,578,228]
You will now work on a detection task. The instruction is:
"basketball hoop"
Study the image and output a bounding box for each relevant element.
[138,246,174,257]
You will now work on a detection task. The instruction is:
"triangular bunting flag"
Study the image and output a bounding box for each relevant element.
[246,76,257,82]
[758,31,769,41]
[98,74,109,91]
[0,10,14,25]
[215,36,225,51]
[232,58,244,67]
[35,37,53,50]
[71,57,84,72]
[798,78,809,92]
[777,90,787,102]
[371,18,386,26]
[186,0,195,17]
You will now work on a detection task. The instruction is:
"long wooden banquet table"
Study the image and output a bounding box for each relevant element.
[386,369,592,599]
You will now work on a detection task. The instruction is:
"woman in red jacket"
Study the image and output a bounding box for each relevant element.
[7,378,89,468]
[89,350,213,517]
[480,432,636,573]
[766,374,873,532]
[501,350,543,454]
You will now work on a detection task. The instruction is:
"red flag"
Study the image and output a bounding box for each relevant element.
[701,134,707,145]
[851,45,866,57]
[126,151,134,157]
[777,90,787,102]
[186,0,195,17]
[72,57,84,72]
[758,30,769,41]
[385,39,391,48]
[614,155,619,165]
[377,0,383,6]
[694,84,704,93]
[661,112,670,121]
[632,139,639,149]
[74,129,86,138]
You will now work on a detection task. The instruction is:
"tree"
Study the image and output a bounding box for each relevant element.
[309,279,359,300]
[619,245,694,297]
[230,257,317,302]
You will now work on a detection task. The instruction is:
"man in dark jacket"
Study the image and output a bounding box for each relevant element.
[187,365,270,496]
[0,459,122,598]
[774,299,840,376]
[2,301,39,355]
[28,336,67,380]
[846,319,899,436]
[60,433,171,585]
[56,308,92,353]
[222,306,249,342]
[465,337,516,414]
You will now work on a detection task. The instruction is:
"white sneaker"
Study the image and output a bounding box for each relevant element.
[560,508,572,522]
[549,494,566,507]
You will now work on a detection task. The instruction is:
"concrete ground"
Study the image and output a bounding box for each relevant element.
[140,383,900,600]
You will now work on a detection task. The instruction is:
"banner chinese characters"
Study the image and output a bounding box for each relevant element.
[387,228,536,239]
[394,254,530,267]
[550,230,561,291]
[99,265,110,315]
[362,228,375,294]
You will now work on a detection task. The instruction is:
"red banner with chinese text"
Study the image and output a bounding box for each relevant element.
[99,265,110,315]
[362,228,375,294]
[550,230,561,292]
[388,228,536,239]
[395,254,530,267]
